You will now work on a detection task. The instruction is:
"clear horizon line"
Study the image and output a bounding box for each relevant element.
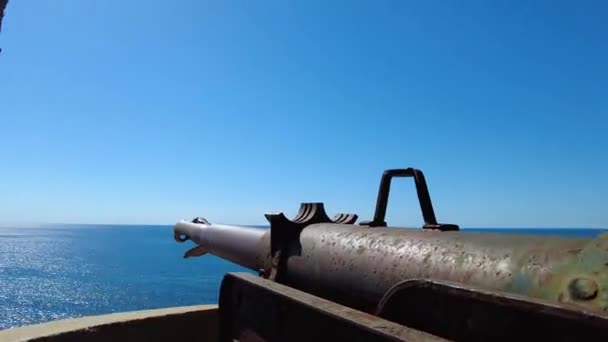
[1,222,606,230]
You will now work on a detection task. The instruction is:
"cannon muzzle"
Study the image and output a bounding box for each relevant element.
[174,219,270,271]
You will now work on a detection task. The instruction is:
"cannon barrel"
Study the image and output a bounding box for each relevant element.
[174,219,608,315]
[174,220,269,270]
[173,168,608,339]
[174,168,608,342]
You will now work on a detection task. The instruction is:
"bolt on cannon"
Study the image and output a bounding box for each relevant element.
[174,168,608,341]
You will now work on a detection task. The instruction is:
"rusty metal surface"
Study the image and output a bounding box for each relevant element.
[265,202,357,281]
[174,167,608,337]
[375,279,608,341]
[283,224,608,314]
[175,218,608,315]
[219,272,447,342]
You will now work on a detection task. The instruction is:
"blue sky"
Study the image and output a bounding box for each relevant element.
[0,1,606,227]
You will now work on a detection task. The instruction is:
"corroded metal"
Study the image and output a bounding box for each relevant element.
[374,279,608,340]
[285,224,608,314]
[219,272,447,342]
[265,202,357,280]
[175,167,608,338]
[175,220,608,315]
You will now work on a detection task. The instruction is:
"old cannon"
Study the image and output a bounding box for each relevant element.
[174,168,608,341]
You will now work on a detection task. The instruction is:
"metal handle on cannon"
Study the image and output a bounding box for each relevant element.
[360,168,458,231]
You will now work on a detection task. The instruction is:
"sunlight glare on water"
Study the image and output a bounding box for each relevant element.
[0,225,251,330]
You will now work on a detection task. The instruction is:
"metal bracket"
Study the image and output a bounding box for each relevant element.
[360,168,458,231]
[264,203,357,281]
[375,279,608,341]
[219,272,443,342]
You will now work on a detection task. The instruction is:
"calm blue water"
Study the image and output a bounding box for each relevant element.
[0,225,606,330]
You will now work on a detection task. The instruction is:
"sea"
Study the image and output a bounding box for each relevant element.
[0,225,606,330]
